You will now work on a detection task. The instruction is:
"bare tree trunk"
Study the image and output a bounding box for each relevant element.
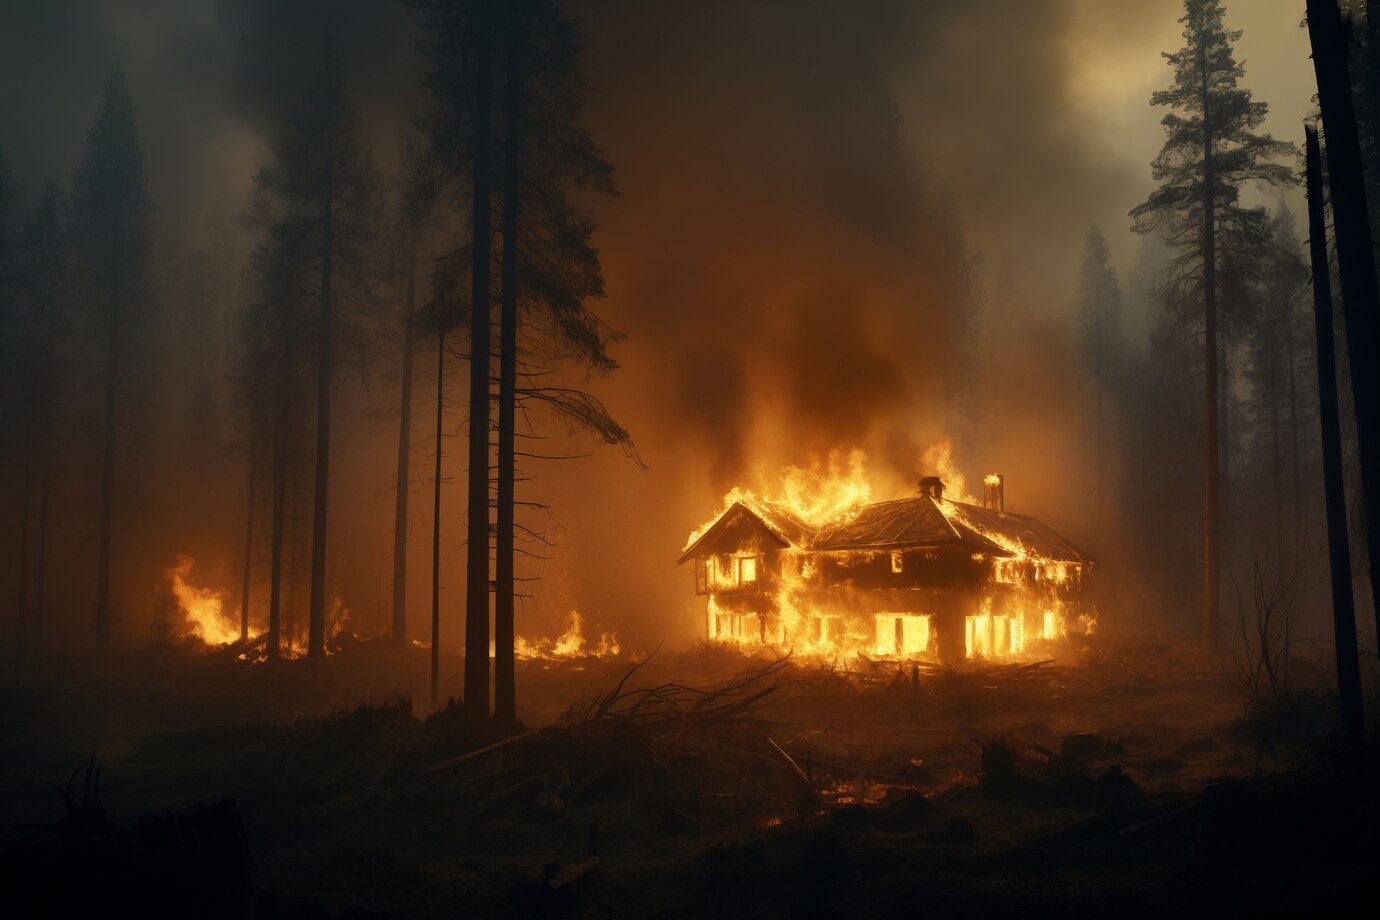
[432,326,444,707]
[1286,322,1303,551]
[1367,0,1380,232]
[464,2,495,718]
[95,259,121,653]
[1306,124,1365,744]
[1308,0,1380,643]
[308,100,335,661]
[1092,289,1104,526]
[1202,58,1221,650]
[33,394,52,665]
[287,488,300,653]
[267,399,288,661]
[393,226,419,646]
[14,444,31,679]
[1270,371,1284,555]
[239,434,256,643]
[494,0,522,728]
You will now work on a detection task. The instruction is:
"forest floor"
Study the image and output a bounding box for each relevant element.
[0,639,1375,918]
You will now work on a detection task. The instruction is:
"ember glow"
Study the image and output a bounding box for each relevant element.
[681,444,1095,663]
[165,555,240,646]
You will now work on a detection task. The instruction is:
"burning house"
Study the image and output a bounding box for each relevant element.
[678,474,1093,661]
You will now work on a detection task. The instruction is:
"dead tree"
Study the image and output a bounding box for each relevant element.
[494,0,523,728]
[239,433,256,643]
[464,1,495,718]
[1308,0,1380,642]
[393,219,420,647]
[1305,124,1365,744]
[432,322,445,707]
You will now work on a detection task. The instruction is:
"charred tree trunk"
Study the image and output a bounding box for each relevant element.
[286,487,301,652]
[95,257,121,653]
[494,1,522,728]
[307,104,335,661]
[1092,291,1105,526]
[1308,0,1380,643]
[1286,326,1303,551]
[1270,367,1284,555]
[14,444,31,679]
[239,436,257,643]
[1305,124,1365,744]
[432,326,444,707]
[267,400,289,661]
[1367,0,1380,232]
[464,3,495,718]
[393,225,419,646]
[1201,57,1221,650]
[32,394,52,665]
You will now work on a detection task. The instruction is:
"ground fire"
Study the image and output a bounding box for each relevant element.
[679,455,1093,662]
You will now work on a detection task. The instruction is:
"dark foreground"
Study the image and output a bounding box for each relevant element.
[0,641,1375,919]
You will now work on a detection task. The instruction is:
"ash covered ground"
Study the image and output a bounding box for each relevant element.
[0,641,1374,918]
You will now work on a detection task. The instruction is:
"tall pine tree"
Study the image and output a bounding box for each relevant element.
[1130,0,1292,648]
[10,183,69,671]
[69,66,152,653]
[1074,225,1126,522]
[411,0,637,717]
[251,41,376,659]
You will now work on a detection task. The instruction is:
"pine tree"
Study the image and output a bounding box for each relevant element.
[1130,0,1293,648]
[1243,205,1313,555]
[69,66,153,653]
[236,214,312,660]
[251,41,377,660]
[1074,225,1126,521]
[411,0,637,717]
[491,0,631,725]
[11,183,69,670]
[387,146,438,648]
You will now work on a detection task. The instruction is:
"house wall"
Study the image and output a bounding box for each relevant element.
[691,530,1088,661]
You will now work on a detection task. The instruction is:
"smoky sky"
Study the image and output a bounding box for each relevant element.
[0,0,1316,648]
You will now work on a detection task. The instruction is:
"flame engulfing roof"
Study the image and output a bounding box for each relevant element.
[677,495,1091,565]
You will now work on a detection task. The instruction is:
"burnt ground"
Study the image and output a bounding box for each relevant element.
[0,640,1375,919]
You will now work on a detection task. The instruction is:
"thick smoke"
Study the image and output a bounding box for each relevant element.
[2,0,1309,652]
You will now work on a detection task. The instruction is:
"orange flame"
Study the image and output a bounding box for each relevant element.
[513,610,621,660]
[696,443,1095,663]
[166,555,240,646]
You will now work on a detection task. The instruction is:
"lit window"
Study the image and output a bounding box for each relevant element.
[890,551,903,574]
[694,558,708,594]
[738,556,759,584]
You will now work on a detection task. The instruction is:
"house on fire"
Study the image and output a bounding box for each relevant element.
[677,476,1093,661]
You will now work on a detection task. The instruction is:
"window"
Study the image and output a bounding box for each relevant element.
[890,551,904,574]
[694,558,708,594]
[737,556,759,584]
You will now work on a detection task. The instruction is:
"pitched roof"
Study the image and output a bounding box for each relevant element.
[676,500,799,564]
[812,497,1007,555]
[941,501,1092,564]
[678,494,1091,565]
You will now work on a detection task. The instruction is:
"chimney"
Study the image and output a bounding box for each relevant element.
[983,473,1005,512]
[918,476,946,501]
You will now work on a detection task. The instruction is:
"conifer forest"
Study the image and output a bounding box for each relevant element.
[0,1,1378,916]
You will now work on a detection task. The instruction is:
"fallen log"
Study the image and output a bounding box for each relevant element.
[421,729,541,773]
[1117,801,1200,844]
